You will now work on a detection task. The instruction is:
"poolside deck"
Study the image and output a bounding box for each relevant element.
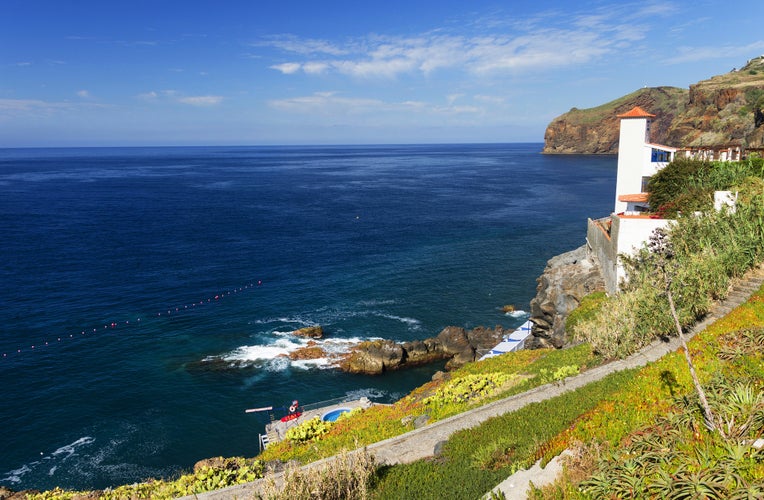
[260,397,375,449]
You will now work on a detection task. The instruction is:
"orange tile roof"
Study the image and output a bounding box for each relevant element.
[618,193,649,202]
[617,106,655,118]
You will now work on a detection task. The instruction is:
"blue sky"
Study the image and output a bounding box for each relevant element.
[1,0,763,147]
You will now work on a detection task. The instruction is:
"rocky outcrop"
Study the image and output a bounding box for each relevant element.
[527,245,605,349]
[288,342,326,361]
[338,339,406,375]
[338,325,507,375]
[543,56,764,154]
[292,326,324,339]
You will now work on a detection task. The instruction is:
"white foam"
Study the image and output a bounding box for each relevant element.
[215,335,372,371]
[1,463,32,484]
[1,436,95,485]
[506,309,528,318]
[51,436,96,461]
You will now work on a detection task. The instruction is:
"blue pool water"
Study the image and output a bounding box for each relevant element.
[321,408,352,422]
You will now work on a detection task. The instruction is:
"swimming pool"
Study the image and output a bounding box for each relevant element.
[321,407,351,422]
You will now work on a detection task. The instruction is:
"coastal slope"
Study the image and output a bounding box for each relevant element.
[543,56,764,154]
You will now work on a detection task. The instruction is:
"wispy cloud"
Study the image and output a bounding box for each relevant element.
[177,95,223,106]
[663,40,764,64]
[263,4,668,80]
[136,90,223,106]
[268,91,497,120]
[0,98,72,113]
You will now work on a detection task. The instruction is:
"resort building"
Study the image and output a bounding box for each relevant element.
[588,105,744,295]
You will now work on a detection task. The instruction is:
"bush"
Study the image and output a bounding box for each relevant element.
[565,291,608,335]
[648,158,713,212]
[285,417,333,444]
[260,449,377,500]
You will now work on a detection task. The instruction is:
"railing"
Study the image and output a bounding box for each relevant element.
[299,395,357,413]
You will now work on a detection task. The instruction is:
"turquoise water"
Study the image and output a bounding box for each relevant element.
[321,408,352,422]
[0,144,615,490]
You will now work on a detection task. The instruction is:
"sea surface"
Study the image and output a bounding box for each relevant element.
[0,144,616,491]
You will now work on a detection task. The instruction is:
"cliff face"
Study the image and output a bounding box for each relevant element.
[527,246,605,348]
[543,56,764,154]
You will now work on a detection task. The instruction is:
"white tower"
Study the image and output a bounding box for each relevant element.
[613,106,654,213]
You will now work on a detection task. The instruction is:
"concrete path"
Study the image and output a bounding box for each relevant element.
[185,265,764,500]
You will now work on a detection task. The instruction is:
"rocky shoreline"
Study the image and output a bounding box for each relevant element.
[287,244,605,375]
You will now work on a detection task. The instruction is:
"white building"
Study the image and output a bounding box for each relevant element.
[589,105,743,295]
[613,106,676,214]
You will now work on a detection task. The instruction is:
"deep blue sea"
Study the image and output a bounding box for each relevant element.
[0,144,615,491]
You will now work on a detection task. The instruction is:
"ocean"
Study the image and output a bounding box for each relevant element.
[0,144,616,491]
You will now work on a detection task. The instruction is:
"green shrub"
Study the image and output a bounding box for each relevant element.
[565,291,608,335]
[423,372,513,406]
[285,417,333,444]
[648,158,713,212]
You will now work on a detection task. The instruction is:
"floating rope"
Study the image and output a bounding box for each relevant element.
[2,280,263,360]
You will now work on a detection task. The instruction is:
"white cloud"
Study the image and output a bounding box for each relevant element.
[261,5,666,80]
[177,95,223,106]
[663,41,764,64]
[136,91,160,101]
[271,62,302,74]
[136,91,222,106]
[77,90,91,99]
[258,35,348,56]
[0,98,70,113]
[269,92,383,114]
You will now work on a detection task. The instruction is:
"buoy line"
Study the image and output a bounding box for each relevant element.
[1,280,263,360]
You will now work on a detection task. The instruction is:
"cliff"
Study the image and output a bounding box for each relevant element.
[527,245,605,348]
[543,56,764,154]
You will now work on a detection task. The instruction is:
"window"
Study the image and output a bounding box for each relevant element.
[651,148,671,163]
[641,176,651,192]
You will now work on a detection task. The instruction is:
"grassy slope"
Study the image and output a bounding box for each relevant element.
[372,282,764,499]
[24,281,764,499]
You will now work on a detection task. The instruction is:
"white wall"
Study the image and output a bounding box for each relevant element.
[614,117,649,213]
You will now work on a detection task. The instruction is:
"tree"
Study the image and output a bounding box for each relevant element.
[647,228,716,431]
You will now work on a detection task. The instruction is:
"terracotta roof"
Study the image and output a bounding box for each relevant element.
[617,106,655,119]
[618,193,649,203]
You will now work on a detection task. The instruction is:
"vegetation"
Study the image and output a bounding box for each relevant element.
[574,158,764,359]
[259,449,377,500]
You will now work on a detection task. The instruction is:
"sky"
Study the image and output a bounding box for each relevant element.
[1,0,763,147]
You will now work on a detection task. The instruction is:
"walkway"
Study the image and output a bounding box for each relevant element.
[184,265,764,500]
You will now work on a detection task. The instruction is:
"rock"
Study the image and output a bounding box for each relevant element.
[433,440,447,456]
[527,245,605,349]
[292,326,323,339]
[336,324,514,375]
[338,339,404,375]
[194,456,228,472]
[436,326,471,355]
[413,414,430,428]
[288,344,327,360]
[437,326,476,369]
[502,304,515,313]
[401,338,448,365]
[467,325,504,349]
